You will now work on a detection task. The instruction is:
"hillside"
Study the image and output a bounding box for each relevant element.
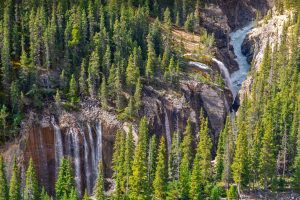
[0,0,299,200]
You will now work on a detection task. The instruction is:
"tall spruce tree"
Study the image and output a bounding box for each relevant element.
[0,155,8,200]
[153,137,167,200]
[95,161,105,200]
[55,158,75,200]
[179,119,193,199]
[24,158,40,200]
[129,117,149,199]
[9,157,22,200]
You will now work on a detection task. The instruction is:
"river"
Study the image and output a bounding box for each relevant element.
[230,23,254,99]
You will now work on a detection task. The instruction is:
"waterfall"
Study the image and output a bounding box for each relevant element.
[51,117,64,175]
[87,124,97,179]
[212,58,233,95]
[164,108,172,155]
[95,122,103,169]
[71,129,82,197]
[81,128,92,195]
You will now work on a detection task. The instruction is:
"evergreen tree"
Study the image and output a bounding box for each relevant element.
[232,120,249,191]
[145,34,156,80]
[123,126,135,196]
[83,190,89,200]
[40,188,52,200]
[55,158,75,200]
[24,158,40,200]
[9,157,22,200]
[0,155,8,200]
[147,135,158,191]
[112,130,125,198]
[126,54,139,90]
[68,74,78,105]
[153,137,167,200]
[190,116,212,199]
[134,78,142,114]
[179,119,193,199]
[79,59,88,95]
[99,76,108,110]
[215,117,229,181]
[259,114,276,189]
[222,117,234,188]
[95,162,105,200]
[88,50,100,97]
[129,117,149,199]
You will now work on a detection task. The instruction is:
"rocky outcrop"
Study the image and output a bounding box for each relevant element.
[240,12,290,98]
[0,74,230,195]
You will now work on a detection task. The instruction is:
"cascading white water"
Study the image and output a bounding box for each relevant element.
[212,58,233,95]
[87,124,97,179]
[51,116,64,175]
[71,128,82,197]
[230,23,254,98]
[164,108,172,155]
[95,122,103,169]
[81,128,92,195]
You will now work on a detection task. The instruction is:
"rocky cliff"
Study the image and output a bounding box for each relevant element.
[0,0,273,196]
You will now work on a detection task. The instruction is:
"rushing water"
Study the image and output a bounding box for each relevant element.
[212,58,233,94]
[51,119,103,197]
[164,108,171,155]
[51,116,64,176]
[95,122,103,175]
[230,23,254,98]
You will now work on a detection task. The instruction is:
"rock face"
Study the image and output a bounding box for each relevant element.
[0,76,230,195]
[240,12,290,98]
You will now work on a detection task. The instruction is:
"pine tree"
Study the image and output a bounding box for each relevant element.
[99,76,108,110]
[126,54,139,90]
[95,162,105,200]
[169,130,181,181]
[147,135,158,191]
[9,157,22,200]
[153,137,167,200]
[259,114,276,189]
[68,74,78,105]
[0,155,8,200]
[79,59,88,95]
[179,119,193,199]
[55,158,75,200]
[222,117,234,188]
[145,34,156,80]
[83,190,89,200]
[112,130,125,198]
[24,158,40,200]
[129,117,149,199]
[190,116,212,199]
[123,126,135,196]
[40,188,52,200]
[232,120,250,193]
[134,78,142,113]
[88,50,100,97]
[215,117,229,181]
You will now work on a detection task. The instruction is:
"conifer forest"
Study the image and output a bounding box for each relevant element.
[0,0,300,199]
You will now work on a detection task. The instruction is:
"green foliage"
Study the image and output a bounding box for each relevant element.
[0,155,8,200]
[179,119,193,199]
[24,158,40,200]
[227,185,238,200]
[153,137,167,199]
[95,162,105,200]
[55,158,75,200]
[40,188,52,200]
[9,158,21,200]
[129,117,149,199]
[68,74,79,105]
